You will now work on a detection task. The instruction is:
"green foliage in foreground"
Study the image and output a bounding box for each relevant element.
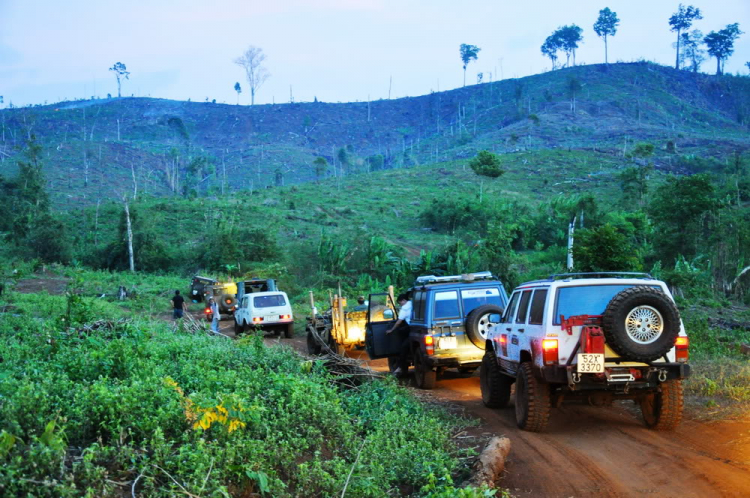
[0,292,486,497]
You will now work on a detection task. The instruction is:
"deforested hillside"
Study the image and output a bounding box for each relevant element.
[1,62,748,208]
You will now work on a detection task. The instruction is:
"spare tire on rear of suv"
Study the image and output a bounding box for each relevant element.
[466,304,504,350]
[602,286,681,362]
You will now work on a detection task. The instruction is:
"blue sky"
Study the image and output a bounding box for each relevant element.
[1,0,748,107]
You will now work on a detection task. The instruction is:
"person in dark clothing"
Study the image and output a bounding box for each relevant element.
[171,290,187,319]
[386,293,412,376]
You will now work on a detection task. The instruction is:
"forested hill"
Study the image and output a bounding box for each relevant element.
[1,62,749,208]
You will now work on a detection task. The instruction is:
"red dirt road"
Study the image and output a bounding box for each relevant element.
[216,321,750,497]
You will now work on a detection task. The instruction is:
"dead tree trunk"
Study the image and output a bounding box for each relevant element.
[123,197,135,272]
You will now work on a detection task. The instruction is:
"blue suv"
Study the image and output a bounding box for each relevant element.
[366,272,509,389]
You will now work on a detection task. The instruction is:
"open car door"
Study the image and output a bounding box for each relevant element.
[365,293,400,359]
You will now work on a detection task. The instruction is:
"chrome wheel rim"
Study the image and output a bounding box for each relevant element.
[625,305,663,344]
[477,313,491,340]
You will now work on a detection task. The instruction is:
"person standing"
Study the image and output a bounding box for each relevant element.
[209,297,220,333]
[171,290,187,319]
[386,293,412,376]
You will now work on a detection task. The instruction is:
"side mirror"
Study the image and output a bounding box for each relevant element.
[383,309,394,320]
[488,313,502,324]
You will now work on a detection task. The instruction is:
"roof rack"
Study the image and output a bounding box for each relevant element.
[414,271,496,286]
[549,272,654,280]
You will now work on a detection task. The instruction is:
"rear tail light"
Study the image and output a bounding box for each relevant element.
[204,308,211,314]
[279,314,291,320]
[424,335,434,356]
[252,317,264,323]
[542,339,559,365]
[675,336,689,362]
[499,334,508,356]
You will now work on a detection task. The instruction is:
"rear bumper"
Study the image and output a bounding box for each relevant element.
[425,352,483,368]
[541,362,691,390]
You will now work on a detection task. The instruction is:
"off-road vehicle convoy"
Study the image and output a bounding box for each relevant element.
[365,272,509,389]
[234,290,294,337]
[481,273,691,432]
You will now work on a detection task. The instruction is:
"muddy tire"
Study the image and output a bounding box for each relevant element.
[640,380,684,431]
[234,320,242,335]
[465,304,504,349]
[480,352,511,408]
[285,323,294,338]
[413,349,436,389]
[602,286,681,362]
[306,327,322,355]
[515,362,551,432]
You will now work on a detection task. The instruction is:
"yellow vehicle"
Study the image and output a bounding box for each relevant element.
[306,288,394,355]
[204,281,239,319]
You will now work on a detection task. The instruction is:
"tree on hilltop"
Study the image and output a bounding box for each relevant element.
[541,34,561,69]
[705,23,744,75]
[234,82,242,104]
[545,25,583,67]
[593,7,619,64]
[669,4,703,70]
[459,44,481,87]
[234,46,269,105]
[109,62,130,98]
[678,30,705,73]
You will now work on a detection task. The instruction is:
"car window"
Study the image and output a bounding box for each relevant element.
[503,292,520,323]
[554,284,661,324]
[242,297,249,308]
[434,290,460,319]
[528,289,548,325]
[253,294,286,308]
[461,287,503,316]
[412,291,425,321]
[515,290,532,324]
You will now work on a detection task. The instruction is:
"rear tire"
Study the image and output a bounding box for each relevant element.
[640,380,683,431]
[480,352,511,408]
[515,362,551,432]
[285,323,294,338]
[413,349,436,389]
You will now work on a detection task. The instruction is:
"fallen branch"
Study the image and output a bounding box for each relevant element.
[465,436,512,488]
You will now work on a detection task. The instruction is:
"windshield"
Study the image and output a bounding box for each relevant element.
[253,294,286,308]
[554,284,660,324]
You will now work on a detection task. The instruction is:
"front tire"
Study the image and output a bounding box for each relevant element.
[413,349,436,389]
[515,362,551,432]
[640,380,684,431]
[234,320,242,335]
[480,352,511,408]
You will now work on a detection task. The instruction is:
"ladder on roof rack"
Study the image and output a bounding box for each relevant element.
[550,272,654,280]
[414,271,495,285]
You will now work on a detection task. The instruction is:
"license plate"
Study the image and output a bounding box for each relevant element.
[438,336,457,349]
[577,353,605,373]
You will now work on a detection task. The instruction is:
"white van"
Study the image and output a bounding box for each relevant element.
[234,291,294,338]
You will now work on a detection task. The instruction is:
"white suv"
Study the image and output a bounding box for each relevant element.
[234,291,294,338]
[481,273,690,432]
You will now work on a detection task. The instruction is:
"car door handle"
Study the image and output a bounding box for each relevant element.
[518,328,525,333]
[505,327,512,331]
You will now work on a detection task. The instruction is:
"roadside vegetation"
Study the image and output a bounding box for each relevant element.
[0,270,502,497]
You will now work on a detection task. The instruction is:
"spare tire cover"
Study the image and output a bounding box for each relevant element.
[602,286,681,362]
[465,304,505,349]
